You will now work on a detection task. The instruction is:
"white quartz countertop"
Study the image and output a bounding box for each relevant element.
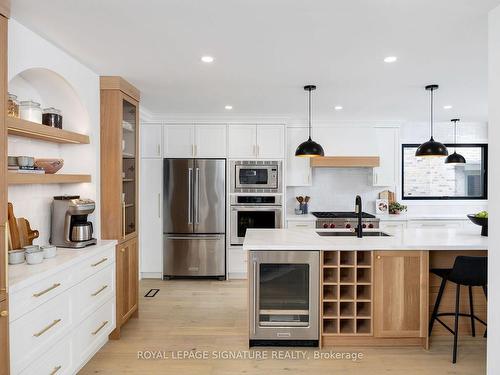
[243,228,487,251]
[376,214,471,221]
[9,240,117,292]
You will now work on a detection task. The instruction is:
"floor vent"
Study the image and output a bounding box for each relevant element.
[144,289,160,298]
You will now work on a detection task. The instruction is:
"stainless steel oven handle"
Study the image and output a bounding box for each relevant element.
[252,259,257,335]
[167,235,222,240]
[188,168,193,224]
[231,206,282,211]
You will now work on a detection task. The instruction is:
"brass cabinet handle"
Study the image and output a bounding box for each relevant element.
[0,310,8,317]
[91,258,108,267]
[91,285,108,297]
[33,283,61,297]
[50,365,62,375]
[376,255,381,260]
[120,248,125,253]
[33,319,62,337]
[91,320,109,335]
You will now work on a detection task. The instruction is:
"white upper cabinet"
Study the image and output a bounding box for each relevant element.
[141,124,163,158]
[228,124,285,159]
[163,124,195,158]
[256,125,285,158]
[228,125,257,158]
[373,126,399,187]
[286,127,312,186]
[194,124,227,158]
[163,124,227,158]
[314,127,378,156]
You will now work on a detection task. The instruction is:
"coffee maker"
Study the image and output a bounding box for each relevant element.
[50,196,97,248]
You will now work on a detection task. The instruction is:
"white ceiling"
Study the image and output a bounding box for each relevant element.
[10,0,500,122]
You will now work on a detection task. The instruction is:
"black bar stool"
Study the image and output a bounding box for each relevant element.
[429,256,487,363]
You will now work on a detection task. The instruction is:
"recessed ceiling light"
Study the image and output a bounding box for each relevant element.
[384,56,398,63]
[443,105,453,109]
[225,105,233,110]
[201,56,214,63]
[334,105,343,110]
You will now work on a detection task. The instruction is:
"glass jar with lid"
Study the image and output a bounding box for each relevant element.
[42,107,63,129]
[19,100,43,124]
[7,93,19,118]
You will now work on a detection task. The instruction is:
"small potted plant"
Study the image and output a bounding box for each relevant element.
[389,202,407,215]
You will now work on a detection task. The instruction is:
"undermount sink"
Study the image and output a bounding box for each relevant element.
[316,231,391,237]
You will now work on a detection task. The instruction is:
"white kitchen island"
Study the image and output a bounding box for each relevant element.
[243,227,487,348]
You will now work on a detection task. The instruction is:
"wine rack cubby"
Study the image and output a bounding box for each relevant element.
[321,251,373,337]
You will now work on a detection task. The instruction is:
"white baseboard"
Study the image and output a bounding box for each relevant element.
[228,272,247,280]
[141,272,163,279]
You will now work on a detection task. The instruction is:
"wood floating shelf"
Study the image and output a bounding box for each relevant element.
[7,173,91,185]
[311,156,380,168]
[7,117,90,144]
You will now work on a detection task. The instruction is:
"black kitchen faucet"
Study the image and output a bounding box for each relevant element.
[355,195,363,238]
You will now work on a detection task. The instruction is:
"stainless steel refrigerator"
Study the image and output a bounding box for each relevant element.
[163,159,226,279]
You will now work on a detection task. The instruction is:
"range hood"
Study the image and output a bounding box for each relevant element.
[308,127,380,168]
[311,156,380,168]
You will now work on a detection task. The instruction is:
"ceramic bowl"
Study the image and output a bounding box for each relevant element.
[23,245,40,254]
[467,214,488,236]
[17,156,34,167]
[34,158,64,174]
[41,245,57,259]
[8,249,25,265]
[26,251,44,265]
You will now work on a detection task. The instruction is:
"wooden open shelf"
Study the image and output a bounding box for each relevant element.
[7,117,90,144]
[7,172,91,185]
[321,250,374,339]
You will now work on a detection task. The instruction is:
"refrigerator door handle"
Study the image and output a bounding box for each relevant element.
[166,235,223,240]
[188,168,193,224]
[195,167,200,224]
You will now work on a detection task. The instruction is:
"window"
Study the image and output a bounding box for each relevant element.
[402,144,488,200]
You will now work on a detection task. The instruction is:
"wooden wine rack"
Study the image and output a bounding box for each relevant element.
[321,251,373,337]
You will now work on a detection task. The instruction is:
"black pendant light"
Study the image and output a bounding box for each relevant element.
[415,84,449,157]
[445,119,466,164]
[295,85,324,157]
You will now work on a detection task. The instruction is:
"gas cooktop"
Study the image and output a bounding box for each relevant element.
[312,211,376,219]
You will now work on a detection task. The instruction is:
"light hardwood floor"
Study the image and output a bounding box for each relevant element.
[79,279,486,375]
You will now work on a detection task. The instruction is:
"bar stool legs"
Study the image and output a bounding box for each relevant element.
[453,285,460,363]
[469,286,475,337]
[483,285,487,338]
[429,277,447,336]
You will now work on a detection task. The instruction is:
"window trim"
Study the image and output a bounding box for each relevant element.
[401,143,488,200]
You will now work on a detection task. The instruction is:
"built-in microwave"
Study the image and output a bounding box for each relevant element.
[230,160,282,193]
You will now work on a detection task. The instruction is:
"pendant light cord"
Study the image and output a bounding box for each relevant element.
[308,88,312,139]
[430,87,434,139]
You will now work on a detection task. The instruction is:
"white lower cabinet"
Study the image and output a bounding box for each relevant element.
[228,247,248,278]
[286,220,316,229]
[10,244,116,375]
[379,221,407,233]
[407,220,464,229]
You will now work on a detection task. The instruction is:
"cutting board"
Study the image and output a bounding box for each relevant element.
[7,202,21,250]
[17,218,40,247]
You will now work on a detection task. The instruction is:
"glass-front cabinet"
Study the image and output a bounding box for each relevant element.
[122,98,137,237]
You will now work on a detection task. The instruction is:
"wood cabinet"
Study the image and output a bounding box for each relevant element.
[139,158,163,276]
[373,251,428,338]
[0,298,9,375]
[228,124,284,159]
[163,124,227,158]
[141,123,162,158]
[286,127,312,186]
[373,126,399,187]
[115,237,139,330]
[100,76,140,339]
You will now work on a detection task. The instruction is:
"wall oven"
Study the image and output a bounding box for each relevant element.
[230,195,282,246]
[230,160,282,193]
[249,250,319,346]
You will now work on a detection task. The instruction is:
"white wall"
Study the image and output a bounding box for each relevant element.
[488,5,500,374]
[7,19,100,244]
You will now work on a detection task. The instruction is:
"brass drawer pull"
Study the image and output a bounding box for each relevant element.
[91,320,109,335]
[33,319,62,337]
[33,283,61,297]
[91,258,108,267]
[0,310,8,317]
[50,365,62,375]
[91,285,108,297]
